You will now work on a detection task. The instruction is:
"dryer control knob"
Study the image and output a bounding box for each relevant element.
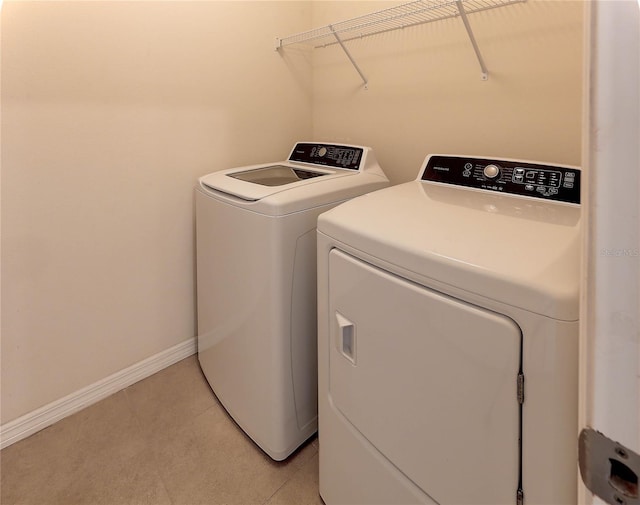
[483,164,501,179]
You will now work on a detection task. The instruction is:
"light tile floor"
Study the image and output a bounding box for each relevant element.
[0,356,324,505]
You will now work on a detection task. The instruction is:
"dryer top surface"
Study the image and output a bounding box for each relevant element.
[318,177,581,320]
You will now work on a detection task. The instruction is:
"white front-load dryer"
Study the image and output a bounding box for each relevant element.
[195,142,388,461]
[317,155,581,504]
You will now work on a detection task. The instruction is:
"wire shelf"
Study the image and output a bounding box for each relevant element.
[277,0,526,49]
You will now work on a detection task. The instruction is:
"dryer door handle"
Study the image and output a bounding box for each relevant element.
[335,312,357,365]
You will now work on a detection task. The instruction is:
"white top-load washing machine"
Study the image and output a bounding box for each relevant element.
[317,155,581,504]
[195,142,389,461]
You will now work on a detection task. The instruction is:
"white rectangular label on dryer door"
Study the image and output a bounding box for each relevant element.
[328,249,521,505]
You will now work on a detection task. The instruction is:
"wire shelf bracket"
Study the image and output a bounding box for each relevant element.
[275,0,526,87]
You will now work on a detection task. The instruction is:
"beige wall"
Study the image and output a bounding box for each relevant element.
[310,0,584,184]
[1,0,312,424]
[1,0,585,427]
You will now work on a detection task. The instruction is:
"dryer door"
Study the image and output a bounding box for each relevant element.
[328,249,521,505]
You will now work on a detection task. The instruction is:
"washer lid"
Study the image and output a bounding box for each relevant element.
[227,165,328,187]
[198,142,387,203]
[200,163,340,201]
[317,179,582,320]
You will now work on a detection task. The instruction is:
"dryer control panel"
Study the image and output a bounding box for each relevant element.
[421,155,581,204]
[289,143,364,170]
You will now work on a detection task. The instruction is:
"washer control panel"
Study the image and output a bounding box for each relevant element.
[421,155,581,204]
[289,143,364,170]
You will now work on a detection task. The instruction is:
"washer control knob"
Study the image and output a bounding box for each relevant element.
[317,147,328,157]
[483,164,501,179]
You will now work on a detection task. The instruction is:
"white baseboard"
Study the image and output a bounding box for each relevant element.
[0,337,197,450]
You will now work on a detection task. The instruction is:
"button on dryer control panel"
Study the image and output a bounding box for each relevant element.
[421,155,581,204]
[483,164,501,179]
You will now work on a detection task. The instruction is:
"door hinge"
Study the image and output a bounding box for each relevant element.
[517,373,525,404]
